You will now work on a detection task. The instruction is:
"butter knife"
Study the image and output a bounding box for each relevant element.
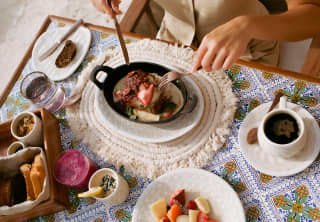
[38,18,83,61]
[107,0,130,65]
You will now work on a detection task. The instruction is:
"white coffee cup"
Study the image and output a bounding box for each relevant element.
[258,96,307,158]
[11,111,43,146]
[89,168,129,206]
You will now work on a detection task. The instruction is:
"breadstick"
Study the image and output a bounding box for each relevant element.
[20,164,35,200]
[31,154,45,199]
[33,154,45,190]
[30,170,42,199]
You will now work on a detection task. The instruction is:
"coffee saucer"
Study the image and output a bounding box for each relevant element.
[239,102,320,177]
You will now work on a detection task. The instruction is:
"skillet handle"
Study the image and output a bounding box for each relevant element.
[90,65,114,90]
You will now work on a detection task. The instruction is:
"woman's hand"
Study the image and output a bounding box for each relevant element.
[90,0,122,17]
[192,16,252,72]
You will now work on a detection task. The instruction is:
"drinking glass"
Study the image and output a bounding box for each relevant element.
[53,149,99,190]
[20,71,65,112]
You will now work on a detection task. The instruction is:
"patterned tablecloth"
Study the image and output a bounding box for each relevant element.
[1,21,320,222]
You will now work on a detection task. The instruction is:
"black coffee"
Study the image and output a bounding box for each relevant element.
[264,113,299,144]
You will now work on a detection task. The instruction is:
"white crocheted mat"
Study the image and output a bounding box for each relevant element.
[66,39,238,178]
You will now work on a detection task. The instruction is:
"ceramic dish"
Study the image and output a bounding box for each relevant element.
[88,168,129,206]
[90,62,197,124]
[7,141,25,156]
[32,26,91,81]
[11,111,43,146]
[239,102,320,177]
[132,168,245,222]
[94,73,205,143]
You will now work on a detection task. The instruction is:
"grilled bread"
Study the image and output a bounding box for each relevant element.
[55,40,77,68]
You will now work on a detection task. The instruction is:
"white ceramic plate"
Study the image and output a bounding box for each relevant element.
[32,26,91,81]
[239,102,320,177]
[132,168,245,222]
[95,76,205,143]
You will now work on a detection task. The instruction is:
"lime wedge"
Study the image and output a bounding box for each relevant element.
[78,186,104,198]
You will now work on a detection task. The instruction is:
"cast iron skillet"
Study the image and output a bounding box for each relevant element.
[90,62,197,124]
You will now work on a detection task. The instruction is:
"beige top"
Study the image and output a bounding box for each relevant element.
[154,0,280,66]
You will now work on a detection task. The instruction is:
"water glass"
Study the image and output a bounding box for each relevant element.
[20,71,65,112]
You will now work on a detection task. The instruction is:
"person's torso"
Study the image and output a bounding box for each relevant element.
[154,0,269,45]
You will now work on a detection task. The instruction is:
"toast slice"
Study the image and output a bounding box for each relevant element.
[20,164,35,200]
[55,40,77,68]
[30,154,45,199]
[0,178,13,206]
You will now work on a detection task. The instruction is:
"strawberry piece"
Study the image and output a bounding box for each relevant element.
[170,189,185,206]
[197,212,208,222]
[206,219,219,222]
[162,112,173,119]
[186,200,198,210]
[137,84,154,106]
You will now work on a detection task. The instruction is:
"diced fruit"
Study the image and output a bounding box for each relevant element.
[197,212,208,222]
[77,186,103,198]
[167,204,181,222]
[159,216,170,222]
[162,112,173,119]
[170,189,185,206]
[186,200,198,210]
[189,210,200,222]
[176,215,189,222]
[137,84,155,106]
[150,199,167,220]
[194,197,211,214]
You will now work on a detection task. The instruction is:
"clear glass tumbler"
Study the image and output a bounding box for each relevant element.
[20,71,65,112]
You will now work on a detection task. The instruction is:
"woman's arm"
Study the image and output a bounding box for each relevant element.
[301,35,320,76]
[249,0,320,41]
[192,0,320,72]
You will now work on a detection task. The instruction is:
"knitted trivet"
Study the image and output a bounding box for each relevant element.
[66,39,238,178]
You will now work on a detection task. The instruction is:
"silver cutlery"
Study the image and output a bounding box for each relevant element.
[38,18,83,61]
[158,71,192,90]
[107,0,130,65]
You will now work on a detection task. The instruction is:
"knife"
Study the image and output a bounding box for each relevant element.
[38,18,83,61]
[107,0,130,65]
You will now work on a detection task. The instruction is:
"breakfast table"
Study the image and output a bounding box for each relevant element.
[1,16,320,222]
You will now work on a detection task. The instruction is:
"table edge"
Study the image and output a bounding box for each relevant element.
[1,15,319,108]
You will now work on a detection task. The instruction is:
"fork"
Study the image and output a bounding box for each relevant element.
[158,71,191,90]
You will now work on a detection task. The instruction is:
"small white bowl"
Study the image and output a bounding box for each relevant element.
[89,168,129,206]
[7,141,25,155]
[11,111,43,146]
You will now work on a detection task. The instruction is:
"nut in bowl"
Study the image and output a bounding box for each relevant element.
[79,168,129,206]
[11,111,43,146]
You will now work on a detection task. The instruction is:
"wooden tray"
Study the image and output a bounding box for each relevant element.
[0,108,69,222]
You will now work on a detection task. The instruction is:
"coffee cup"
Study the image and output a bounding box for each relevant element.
[258,96,306,158]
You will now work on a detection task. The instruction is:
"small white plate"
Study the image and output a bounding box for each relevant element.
[95,76,205,143]
[239,102,320,177]
[32,26,91,81]
[132,168,245,222]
